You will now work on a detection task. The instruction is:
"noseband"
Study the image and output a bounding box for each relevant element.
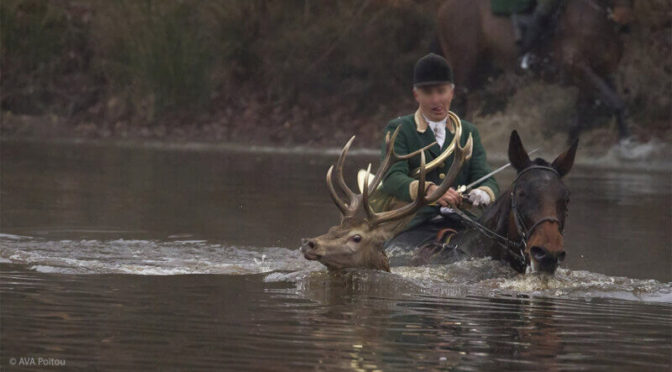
[510,166,564,259]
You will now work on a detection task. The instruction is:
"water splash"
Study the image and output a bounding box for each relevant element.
[1,235,669,302]
[491,268,672,302]
[392,260,672,303]
[0,235,321,275]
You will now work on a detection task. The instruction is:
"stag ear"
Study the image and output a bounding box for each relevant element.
[552,138,578,178]
[508,130,530,172]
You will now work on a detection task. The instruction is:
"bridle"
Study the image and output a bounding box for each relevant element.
[510,166,565,264]
[452,165,565,269]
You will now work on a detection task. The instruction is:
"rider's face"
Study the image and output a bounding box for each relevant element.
[413,84,454,122]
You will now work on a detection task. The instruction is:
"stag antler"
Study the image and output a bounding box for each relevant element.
[365,127,437,194]
[362,132,473,226]
[326,126,434,217]
[325,135,357,215]
[326,126,473,226]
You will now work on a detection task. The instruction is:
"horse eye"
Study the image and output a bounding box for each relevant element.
[351,234,362,243]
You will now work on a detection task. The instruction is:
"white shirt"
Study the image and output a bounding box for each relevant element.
[424,114,447,148]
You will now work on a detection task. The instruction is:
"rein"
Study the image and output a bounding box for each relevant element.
[452,165,563,268]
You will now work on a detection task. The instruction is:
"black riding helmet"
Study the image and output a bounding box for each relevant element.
[413,53,454,87]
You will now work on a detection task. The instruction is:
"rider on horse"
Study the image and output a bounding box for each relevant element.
[379,53,499,250]
[491,0,563,68]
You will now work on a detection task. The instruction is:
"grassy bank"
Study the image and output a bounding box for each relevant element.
[1,0,670,148]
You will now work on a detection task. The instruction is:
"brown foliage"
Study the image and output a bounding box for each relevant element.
[1,0,669,146]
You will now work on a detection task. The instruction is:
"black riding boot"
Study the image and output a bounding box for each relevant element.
[518,9,548,56]
[516,0,560,68]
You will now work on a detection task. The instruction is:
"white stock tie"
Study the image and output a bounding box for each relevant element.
[425,115,447,148]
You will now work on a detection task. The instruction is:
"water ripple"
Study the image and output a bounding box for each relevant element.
[1,235,670,304]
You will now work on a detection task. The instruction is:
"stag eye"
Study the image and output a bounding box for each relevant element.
[351,234,362,243]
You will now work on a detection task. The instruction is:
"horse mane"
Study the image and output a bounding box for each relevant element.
[530,157,551,167]
[478,190,511,232]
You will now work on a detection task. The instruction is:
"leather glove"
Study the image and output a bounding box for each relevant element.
[468,189,491,206]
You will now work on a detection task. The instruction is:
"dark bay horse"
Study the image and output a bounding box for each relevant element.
[436,130,578,274]
[436,0,634,140]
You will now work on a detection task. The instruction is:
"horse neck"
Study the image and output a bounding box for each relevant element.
[477,190,513,237]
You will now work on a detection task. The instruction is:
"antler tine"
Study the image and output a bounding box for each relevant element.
[335,135,358,204]
[326,165,349,215]
[394,142,437,161]
[367,126,436,194]
[425,133,474,203]
[366,150,429,226]
[365,127,400,194]
[362,163,375,221]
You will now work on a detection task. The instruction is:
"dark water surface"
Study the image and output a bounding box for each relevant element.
[1,140,671,371]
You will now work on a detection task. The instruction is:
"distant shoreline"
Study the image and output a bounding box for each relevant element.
[3,135,670,173]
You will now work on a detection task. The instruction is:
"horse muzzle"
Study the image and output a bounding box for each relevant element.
[529,246,566,274]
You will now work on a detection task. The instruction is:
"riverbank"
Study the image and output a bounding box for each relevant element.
[3,74,670,171]
[2,0,670,154]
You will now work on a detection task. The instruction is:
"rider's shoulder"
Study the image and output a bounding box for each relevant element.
[385,114,415,132]
[459,119,482,137]
[460,118,476,131]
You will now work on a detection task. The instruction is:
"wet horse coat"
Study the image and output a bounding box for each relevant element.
[425,131,577,274]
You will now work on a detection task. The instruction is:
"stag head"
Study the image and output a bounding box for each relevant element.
[301,127,473,271]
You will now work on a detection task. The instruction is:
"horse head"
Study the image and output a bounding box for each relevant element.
[301,127,473,271]
[507,130,578,274]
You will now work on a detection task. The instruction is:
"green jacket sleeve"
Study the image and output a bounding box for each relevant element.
[465,126,499,198]
[379,121,414,202]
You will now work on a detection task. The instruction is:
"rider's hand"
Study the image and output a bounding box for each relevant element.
[428,185,462,207]
[468,188,491,206]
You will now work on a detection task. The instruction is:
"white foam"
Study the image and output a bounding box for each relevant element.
[0,233,32,240]
[1,236,670,302]
[31,265,66,273]
[0,236,319,275]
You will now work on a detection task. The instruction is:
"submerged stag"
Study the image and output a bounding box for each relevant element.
[300,127,473,272]
[302,130,578,275]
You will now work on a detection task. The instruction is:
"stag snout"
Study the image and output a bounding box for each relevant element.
[300,238,321,260]
[529,246,566,274]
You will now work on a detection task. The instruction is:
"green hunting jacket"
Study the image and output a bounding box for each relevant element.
[380,109,499,230]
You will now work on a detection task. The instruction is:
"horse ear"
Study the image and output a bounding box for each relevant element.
[552,138,579,178]
[508,130,530,171]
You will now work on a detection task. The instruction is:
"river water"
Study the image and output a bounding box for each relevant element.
[1,140,670,371]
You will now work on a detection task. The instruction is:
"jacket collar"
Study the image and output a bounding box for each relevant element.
[414,108,455,135]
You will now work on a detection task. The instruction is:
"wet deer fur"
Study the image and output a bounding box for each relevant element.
[301,126,473,272]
